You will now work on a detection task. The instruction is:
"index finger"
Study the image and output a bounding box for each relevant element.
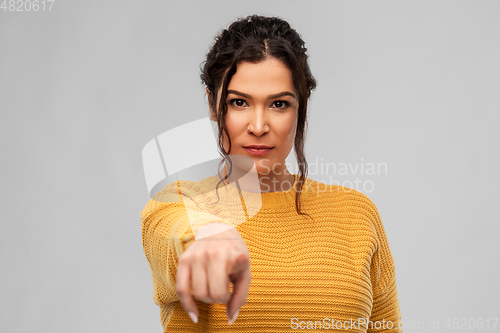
[226,254,251,322]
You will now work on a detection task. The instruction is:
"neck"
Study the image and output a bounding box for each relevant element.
[215,161,295,193]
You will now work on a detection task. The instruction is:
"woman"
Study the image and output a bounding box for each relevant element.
[141,14,403,332]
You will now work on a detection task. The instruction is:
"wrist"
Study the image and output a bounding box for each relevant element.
[195,222,234,240]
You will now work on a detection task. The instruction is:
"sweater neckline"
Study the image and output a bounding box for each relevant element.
[203,173,301,210]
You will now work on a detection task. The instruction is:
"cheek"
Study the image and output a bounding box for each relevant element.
[224,115,240,138]
[221,114,245,148]
[280,116,297,146]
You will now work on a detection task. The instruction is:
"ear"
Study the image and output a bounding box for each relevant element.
[209,110,217,122]
[206,88,217,122]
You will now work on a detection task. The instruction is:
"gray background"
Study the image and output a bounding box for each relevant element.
[1,1,499,332]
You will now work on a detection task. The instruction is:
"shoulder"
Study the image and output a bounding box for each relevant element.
[301,176,376,204]
[326,184,389,247]
[140,177,215,221]
[301,177,382,226]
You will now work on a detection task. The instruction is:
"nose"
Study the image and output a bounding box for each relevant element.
[247,108,269,137]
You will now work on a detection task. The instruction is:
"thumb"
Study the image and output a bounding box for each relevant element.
[228,253,249,276]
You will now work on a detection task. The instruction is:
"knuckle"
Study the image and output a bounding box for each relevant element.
[182,251,203,265]
[212,291,229,302]
[207,247,223,258]
[194,292,212,303]
[178,254,191,266]
[192,291,204,300]
[175,285,187,296]
[192,287,207,299]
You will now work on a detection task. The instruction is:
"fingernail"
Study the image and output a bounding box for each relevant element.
[228,309,239,325]
[188,311,198,324]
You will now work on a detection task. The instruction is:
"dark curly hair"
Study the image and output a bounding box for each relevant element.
[199,14,317,217]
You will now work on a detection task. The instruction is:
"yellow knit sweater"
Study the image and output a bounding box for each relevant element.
[140,174,403,332]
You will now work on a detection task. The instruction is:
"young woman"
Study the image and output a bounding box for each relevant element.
[141,15,403,332]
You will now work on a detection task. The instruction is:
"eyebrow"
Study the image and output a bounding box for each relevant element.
[227,89,296,100]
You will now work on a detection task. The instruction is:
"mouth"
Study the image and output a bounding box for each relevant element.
[243,146,274,156]
[244,145,273,149]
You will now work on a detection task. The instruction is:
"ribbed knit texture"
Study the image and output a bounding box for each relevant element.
[140,174,403,332]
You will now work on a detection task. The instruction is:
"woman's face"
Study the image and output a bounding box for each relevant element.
[209,57,298,177]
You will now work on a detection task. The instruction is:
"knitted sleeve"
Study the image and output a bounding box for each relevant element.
[362,195,403,333]
[140,180,235,307]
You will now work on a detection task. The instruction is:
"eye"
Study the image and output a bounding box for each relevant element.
[228,99,290,109]
[229,99,247,108]
[272,100,290,109]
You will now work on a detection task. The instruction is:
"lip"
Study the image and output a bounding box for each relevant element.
[244,145,273,149]
[243,146,273,156]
